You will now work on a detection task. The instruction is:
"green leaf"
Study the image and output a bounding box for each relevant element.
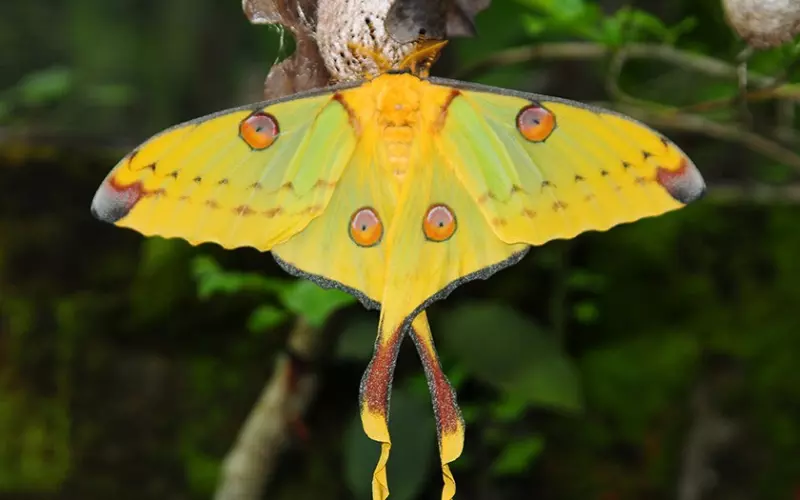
[520,15,548,36]
[600,7,696,45]
[0,100,10,122]
[85,82,134,107]
[516,0,603,40]
[491,435,545,476]
[182,451,220,496]
[130,238,192,323]
[566,270,605,292]
[336,316,378,361]
[280,280,356,327]
[437,302,583,413]
[0,390,70,490]
[491,395,530,423]
[191,256,288,299]
[573,301,600,324]
[458,403,482,424]
[17,67,73,106]
[581,333,699,439]
[516,0,587,19]
[344,386,436,500]
[246,304,289,334]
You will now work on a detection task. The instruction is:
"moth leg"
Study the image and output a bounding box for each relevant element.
[347,41,392,78]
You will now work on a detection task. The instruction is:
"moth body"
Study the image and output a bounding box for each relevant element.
[339,73,451,181]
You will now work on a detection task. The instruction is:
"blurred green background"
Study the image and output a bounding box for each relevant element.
[2,0,800,499]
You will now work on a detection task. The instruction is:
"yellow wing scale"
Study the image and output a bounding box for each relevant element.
[91,72,705,500]
[91,92,357,250]
[434,84,704,247]
[272,144,397,305]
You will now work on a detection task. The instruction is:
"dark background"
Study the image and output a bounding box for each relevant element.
[2,0,800,499]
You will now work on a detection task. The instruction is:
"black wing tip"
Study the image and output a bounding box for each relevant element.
[89,202,105,222]
[90,200,127,224]
[89,177,141,224]
[657,157,706,205]
[679,180,707,205]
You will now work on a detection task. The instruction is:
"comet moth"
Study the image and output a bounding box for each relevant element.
[91,40,705,500]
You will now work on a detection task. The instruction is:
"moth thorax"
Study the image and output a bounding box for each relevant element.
[377,82,420,123]
[316,0,417,81]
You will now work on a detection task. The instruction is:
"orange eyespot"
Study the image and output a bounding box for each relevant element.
[516,103,556,142]
[239,111,279,150]
[349,207,383,247]
[423,204,456,242]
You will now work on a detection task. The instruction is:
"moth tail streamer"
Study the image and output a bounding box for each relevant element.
[409,311,464,500]
[359,319,405,500]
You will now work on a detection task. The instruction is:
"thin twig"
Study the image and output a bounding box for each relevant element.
[602,102,800,173]
[214,319,319,500]
[679,84,800,114]
[605,46,676,112]
[707,183,800,204]
[453,42,777,86]
[677,380,738,500]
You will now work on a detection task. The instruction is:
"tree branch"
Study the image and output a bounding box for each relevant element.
[677,375,738,500]
[453,42,779,87]
[604,102,800,172]
[214,319,319,500]
[707,183,800,203]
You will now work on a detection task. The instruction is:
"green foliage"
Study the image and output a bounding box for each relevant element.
[247,304,290,332]
[437,302,583,413]
[491,434,545,476]
[600,7,697,45]
[193,255,289,299]
[515,0,696,45]
[335,316,380,361]
[15,66,74,107]
[192,255,356,332]
[581,332,701,442]
[281,280,357,328]
[0,393,70,491]
[0,295,92,492]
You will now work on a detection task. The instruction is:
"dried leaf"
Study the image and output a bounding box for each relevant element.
[243,0,331,98]
[263,40,331,99]
[243,0,317,33]
[386,0,492,43]
[446,0,492,37]
[252,0,493,97]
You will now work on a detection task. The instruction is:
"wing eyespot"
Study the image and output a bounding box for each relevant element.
[516,103,556,142]
[423,204,457,242]
[239,111,279,150]
[349,207,383,247]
